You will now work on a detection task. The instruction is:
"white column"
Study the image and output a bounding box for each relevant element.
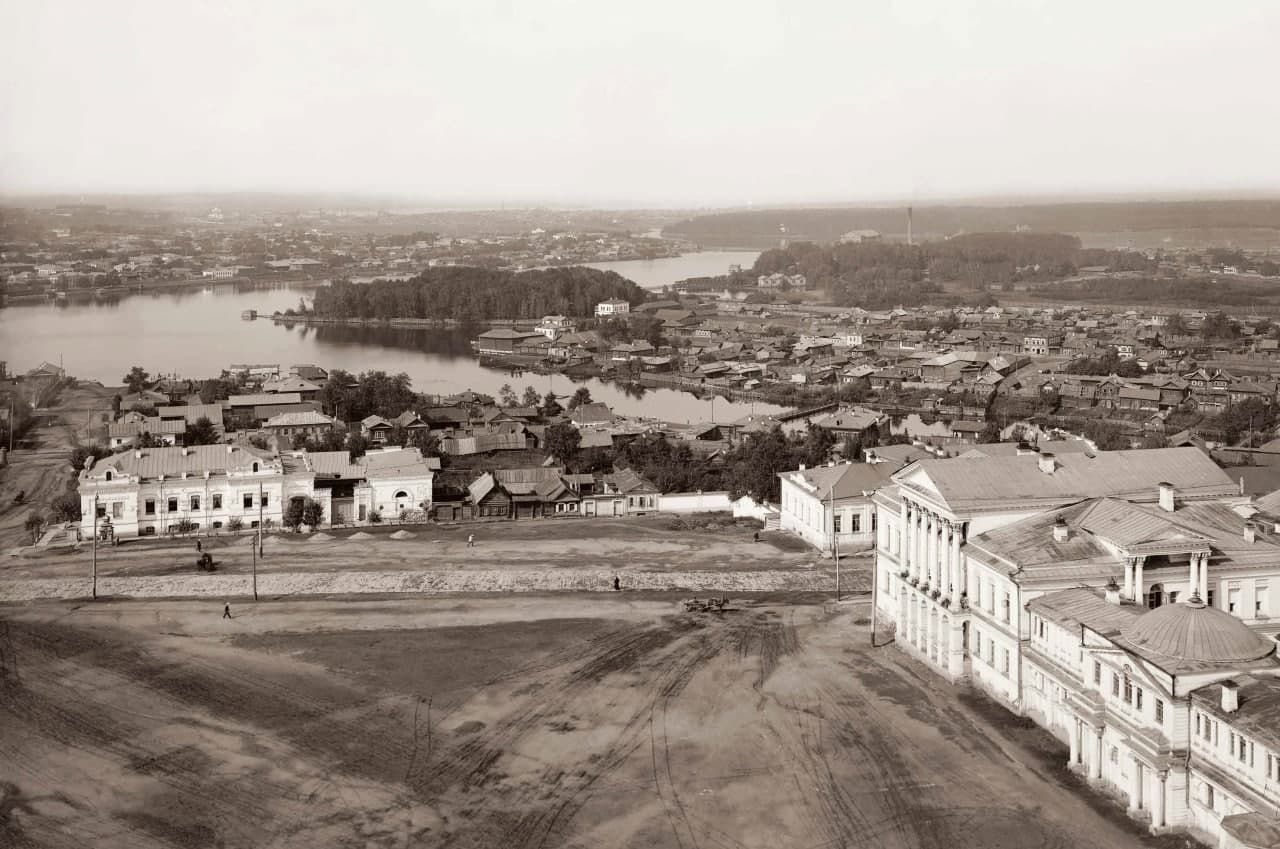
[1188,554,1199,600]
[1091,728,1104,780]
[1068,718,1080,766]
[898,500,908,560]
[1152,771,1167,828]
[1129,757,1143,811]
[1123,557,1134,600]
[922,512,934,586]
[944,523,955,599]
[1199,554,1209,602]
[1133,557,1145,604]
[953,525,964,600]
[908,505,919,578]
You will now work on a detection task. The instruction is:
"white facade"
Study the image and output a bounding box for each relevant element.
[595,299,630,317]
[778,464,882,552]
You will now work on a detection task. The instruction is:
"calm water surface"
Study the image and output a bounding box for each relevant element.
[0,252,780,423]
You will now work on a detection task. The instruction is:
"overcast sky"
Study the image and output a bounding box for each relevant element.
[2,0,1278,207]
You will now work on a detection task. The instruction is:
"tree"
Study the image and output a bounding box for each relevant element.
[122,366,150,394]
[136,431,159,448]
[291,432,311,450]
[347,432,368,461]
[183,416,220,446]
[302,498,325,528]
[545,422,581,464]
[49,493,81,523]
[24,513,45,544]
[283,498,308,531]
[499,383,518,407]
[111,394,122,416]
[521,385,541,407]
[567,387,593,411]
[541,390,564,419]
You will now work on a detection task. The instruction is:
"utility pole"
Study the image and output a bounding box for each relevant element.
[91,495,99,600]
[830,486,840,602]
[258,481,264,558]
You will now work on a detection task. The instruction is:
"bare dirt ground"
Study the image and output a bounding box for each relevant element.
[0,381,114,550]
[1,516,818,581]
[1,595,1187,849]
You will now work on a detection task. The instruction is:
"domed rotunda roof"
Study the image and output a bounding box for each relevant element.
[1121,597,1276,666]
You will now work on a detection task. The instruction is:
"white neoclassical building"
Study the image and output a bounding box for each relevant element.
[79,444,436,538]
[872,445,1280,845]
[777,462,895,552]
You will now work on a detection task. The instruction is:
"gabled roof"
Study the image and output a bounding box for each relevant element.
[84,444,277,481]
[778,462,896,501]
[264,411,335,428]
[229,392,301,407]
[608,468,658,494]
[895,447,1237,513]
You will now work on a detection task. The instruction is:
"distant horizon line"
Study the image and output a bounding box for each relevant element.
[4,188,1280,213]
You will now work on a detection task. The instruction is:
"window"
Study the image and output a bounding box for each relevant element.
[850,514,861,533]
[1135,687,1143,711]
[1257,582,1269,617]
[1036,618,1046,639]
[1228,587,1241,614]
[111,502,123,519]
[1206,784,1215,809]
[1000,648,1010,677]
[1112,674,1120,698]
[144,499,155,515]
[1168,590,1179,605]
[833,515,842,533]
[104,471,113,481]
[252,462,259,473]
[1093,661,1102,686]
[95,502,107,519]
[213,521,223,529]
[190,495,200,511]
[1002,592,1011,624]
[244,493,253,509]
[1123,676,1133,704]
[1155,699,1164,724]
[261,492,268,507]
[212,494,222,510]
[1207,588,1216,609]
[142,525,155,536]
[167,497,178,513]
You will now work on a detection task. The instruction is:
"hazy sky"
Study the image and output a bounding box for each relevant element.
[2,0,1278,206]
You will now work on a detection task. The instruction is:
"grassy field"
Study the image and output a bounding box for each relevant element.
[0,595,1198,849]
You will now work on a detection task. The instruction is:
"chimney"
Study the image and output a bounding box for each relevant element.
[1038,452,1056,474]
[1221,681,1240,714]
[1052,517,1069,543]
[134,450,142,459]
[1104,577,1122,605]
[1158,482,1176,512]
[1245,525,1257,544]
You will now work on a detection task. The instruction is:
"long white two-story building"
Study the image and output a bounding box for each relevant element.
[871,445,1280,845]
[78,444,436,538]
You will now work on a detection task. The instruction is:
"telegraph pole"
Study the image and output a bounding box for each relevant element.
[91,495,99,600]
[830,487,841,602]
[258,481,264,557]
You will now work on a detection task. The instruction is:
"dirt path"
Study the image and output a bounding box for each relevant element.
[0,597,1183,848]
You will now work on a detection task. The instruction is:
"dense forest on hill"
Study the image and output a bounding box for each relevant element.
[309,266,646,321]
[1027,277,1280,308]
[664,201,1280,248]
[751,233,1152,309]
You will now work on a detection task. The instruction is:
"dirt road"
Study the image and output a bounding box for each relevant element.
[0,596,1183,848]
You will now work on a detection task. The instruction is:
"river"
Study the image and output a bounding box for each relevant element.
[0,253,777,423]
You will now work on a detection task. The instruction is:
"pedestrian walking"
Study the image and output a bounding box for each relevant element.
[613,575,621,591]
[467,533,475,548]
[222,603,231,620]
[196,539,202,553]
[753,530,760,543]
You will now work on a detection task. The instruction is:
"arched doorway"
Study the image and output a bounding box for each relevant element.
[1147,583,1164,610]
[394,490,410,514]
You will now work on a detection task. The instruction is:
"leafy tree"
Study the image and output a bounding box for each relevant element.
[183,417,220,445]
[521,385,541,408]
[24,513,45,544]
[567,387,593,411]
[302,498,325,528]
[541,391,564,418]
[291,432,311,450]
[1200,311,1239,340]
[122,366,151,394]
[136,431,159,448]
[227,516,244,532]
[347,432,368,461]
[499,383,518,407]
[111,394,122,416]
[49,493,82,523]
[545,422,581,464]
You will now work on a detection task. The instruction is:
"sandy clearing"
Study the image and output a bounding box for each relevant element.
[0,596,1194,849]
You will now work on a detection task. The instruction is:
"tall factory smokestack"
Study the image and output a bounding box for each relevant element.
[907,206,913,246]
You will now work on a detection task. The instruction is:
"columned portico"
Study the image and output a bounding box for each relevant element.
[1151,771,1167,829]
[1128,756,1144,813]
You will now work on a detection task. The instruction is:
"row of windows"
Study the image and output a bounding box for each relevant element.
[1094,662,1165,724]
[1197,711,1280,780]
[972,627,1011,677]
[141,492,269,515]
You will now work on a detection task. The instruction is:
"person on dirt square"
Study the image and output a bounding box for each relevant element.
[222,603,231,619]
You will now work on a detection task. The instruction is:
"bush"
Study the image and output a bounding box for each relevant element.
[24,513,45,544]
[368,509,382,524]
[227,516,244,532]
[173,518,196,536]
[49,493,82,523]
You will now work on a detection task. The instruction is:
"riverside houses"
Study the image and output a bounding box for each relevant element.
[873,446,1280,844]
[78,445,435,537]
